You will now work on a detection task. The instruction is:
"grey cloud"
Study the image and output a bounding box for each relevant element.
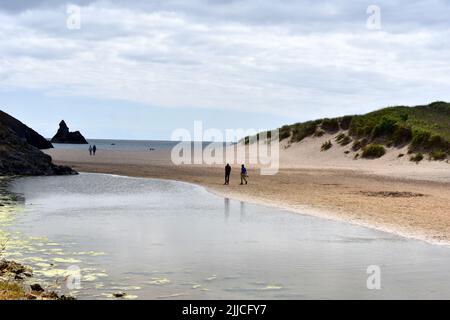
[3,0,450,30]
[0,0,95,13]
[120,52,202,66]
[1,0,450,118]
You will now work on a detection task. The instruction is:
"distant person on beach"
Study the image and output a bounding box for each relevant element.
[224,164,231,185]
[89,145,93,156]
[240,164,248,185]
[93,145,97,156]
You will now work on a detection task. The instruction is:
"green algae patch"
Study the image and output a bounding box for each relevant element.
[52,257,81,264]
[147,277,171,286]
[73,251,107,257]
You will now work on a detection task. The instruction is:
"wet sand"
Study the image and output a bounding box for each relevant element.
[45,148,450,245]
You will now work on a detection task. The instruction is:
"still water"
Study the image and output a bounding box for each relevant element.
[2,173,450,300]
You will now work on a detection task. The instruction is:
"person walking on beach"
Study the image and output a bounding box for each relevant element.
[89,145,93,156]
[92,145,97,156]
[240,164,248,185]
[224,163,231,185]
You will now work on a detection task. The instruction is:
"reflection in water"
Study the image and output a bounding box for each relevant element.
[0,178,24,236]
[224,198,230,221]
[240,202,246,222]
[223,199,245,223]
[5,173,450,300]
[0,179,25,207]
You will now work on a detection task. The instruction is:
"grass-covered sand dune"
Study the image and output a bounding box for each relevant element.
[276,101,450,162]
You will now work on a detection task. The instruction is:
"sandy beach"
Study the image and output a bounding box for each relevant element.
[44,135,450,246]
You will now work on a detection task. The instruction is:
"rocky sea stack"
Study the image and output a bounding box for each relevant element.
[51,120,88,144]
[0,111,76,176]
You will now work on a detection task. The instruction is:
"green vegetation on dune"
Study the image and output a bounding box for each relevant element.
[289,120,319,142]
[321,140,332,151]
[410,153,424,163]
[335,133,352,146]
[362,144,386,159]
[349,101,450,149]
[277,101,450,160]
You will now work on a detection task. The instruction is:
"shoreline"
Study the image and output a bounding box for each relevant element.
[206,187,450,247]
[44,148,450,247]
[84,171,450,247]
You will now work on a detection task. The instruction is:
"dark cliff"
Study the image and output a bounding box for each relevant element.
[0,110,53,149]
[0,112,76,176]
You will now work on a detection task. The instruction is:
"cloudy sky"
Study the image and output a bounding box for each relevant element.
[1,0,450,139]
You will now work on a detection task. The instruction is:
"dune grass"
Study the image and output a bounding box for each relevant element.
[410,153,424,163]
[321,140,332,151]
[362,144,386,159]
[348,102,450,153]
[335,133,352,146]
[430,150,447,161]
[274,101,450,160]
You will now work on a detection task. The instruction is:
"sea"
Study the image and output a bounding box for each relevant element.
[51,139,228,152]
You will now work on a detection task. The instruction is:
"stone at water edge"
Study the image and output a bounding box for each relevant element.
[113,292,127,298]
[30,284,44,292]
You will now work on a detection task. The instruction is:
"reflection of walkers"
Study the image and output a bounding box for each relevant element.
[240,164,248,185]
[240,201,246,222]
[224,198,230,221]
[224,164,231,185]
[89,145,93,156]
[92,145,97,156]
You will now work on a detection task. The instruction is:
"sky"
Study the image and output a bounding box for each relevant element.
[1,0,450,140]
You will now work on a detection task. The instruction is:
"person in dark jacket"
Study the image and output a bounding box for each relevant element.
[224,164,231,185]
